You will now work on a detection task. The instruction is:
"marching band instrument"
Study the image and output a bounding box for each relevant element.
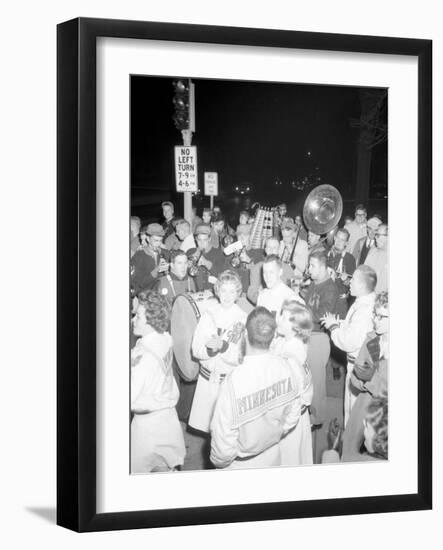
[188,249,203,277]
[230,246,252,269]
[221,234,235,248]
[170,292,219,381]
[230,247,243,268]
[303,184,343,236]
[250,206,277,248]
[280,227,302,269]
[158,256,169,273]
[244,184,344,262]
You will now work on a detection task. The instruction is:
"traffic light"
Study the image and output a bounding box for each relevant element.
[172,79,190,130]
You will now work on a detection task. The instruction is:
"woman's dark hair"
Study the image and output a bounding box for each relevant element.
[137,290,171,333]
[246,307,276,350]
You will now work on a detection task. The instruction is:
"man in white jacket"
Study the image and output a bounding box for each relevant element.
[257,255,304,315]
[321,265,377,426]
[175,219,196,253]
[210,307,302,469]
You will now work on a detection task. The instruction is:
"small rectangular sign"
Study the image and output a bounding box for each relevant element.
[174,146,198,192]
[204,172,218,196]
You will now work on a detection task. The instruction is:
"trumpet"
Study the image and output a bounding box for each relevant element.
[230,243,243,268]
[222,234,235,248]
[280,230,300,270]
[188,249,203,277]
[299,266,312,288]
[230,246,251,269]
[158,255,170,272]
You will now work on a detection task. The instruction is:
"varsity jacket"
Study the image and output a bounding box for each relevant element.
[210,353,301,468]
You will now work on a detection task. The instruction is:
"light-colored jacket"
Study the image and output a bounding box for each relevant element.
[192,303,247,377]
[188,303,247,433]
[257,281,304,315]
[131,331,178,413]
[364,247,388,292]
[210,353,301,468]
[180,233,197,253]
[247,260,294,305]
[271,337,313,408]
[346,221,367,254]
[331,292,376,369]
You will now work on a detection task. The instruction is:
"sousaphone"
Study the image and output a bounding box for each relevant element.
[303,184,343,237]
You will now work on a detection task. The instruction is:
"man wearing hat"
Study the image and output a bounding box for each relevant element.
[131,223,169,295]
[353,216,382,266]
[187,223,225,291]
[278,218,309,275]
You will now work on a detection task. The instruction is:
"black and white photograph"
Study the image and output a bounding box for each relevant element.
[1,0,438,542]
[129,76,389,473]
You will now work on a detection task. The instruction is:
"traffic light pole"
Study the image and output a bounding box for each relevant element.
[173,79,195,225]
[181,81,195,225]
[181,128,193,225]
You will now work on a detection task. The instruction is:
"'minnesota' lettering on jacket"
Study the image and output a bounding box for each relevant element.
[236,377,294,416]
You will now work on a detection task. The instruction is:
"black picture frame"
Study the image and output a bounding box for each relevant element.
[57,17,432,532]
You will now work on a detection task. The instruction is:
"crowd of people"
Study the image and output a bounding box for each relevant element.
[129,200,389,472]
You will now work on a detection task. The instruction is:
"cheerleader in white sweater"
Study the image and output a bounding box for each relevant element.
[272,300,314,465]
[131,290,185,473]
[189,270,247,433]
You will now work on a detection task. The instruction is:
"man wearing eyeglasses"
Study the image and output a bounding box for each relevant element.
[341,291,389,462]
[353,216,382,266]
[364,224,388,292]
[346,204,368,254]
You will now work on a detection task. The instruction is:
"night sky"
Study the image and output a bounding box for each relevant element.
[131,76,387,225]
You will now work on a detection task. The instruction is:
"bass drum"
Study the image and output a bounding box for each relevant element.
[170,292,218,382]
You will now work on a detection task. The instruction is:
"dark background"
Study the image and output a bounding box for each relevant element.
[131,76,387,227]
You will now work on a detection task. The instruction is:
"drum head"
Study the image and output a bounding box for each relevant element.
[170,294,201,382]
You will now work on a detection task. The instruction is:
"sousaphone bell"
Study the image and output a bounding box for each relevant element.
[303,184,343,236]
